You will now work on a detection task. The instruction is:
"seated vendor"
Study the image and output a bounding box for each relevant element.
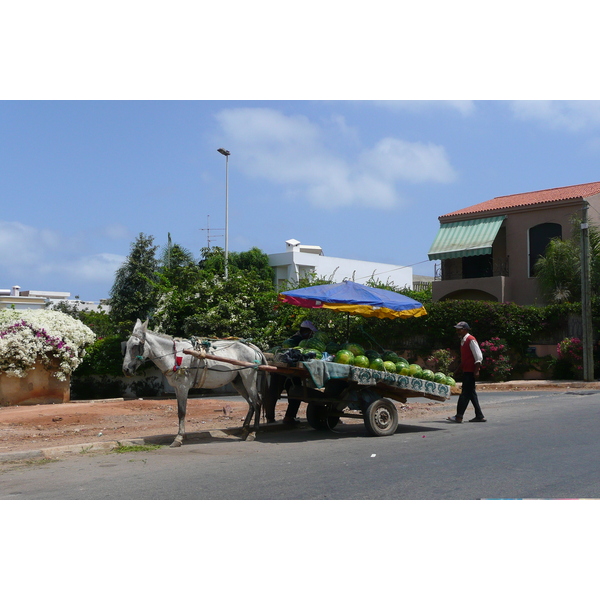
[265,320,318,425]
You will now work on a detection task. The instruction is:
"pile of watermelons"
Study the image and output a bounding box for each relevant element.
[274,333,456,388]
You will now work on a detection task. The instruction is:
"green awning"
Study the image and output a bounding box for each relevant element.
[428,216,506,260]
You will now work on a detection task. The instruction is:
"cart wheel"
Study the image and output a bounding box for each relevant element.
[363,398,398,436]
[306,403,340,431]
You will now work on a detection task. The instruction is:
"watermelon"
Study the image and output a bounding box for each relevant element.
[421,369,434,381]
[369,358,385,371]
[343,342,365,357]
[382,351,399,363]
[364,349,381,360]
[305,349,324,360]
[395,357,409,366]
[354,355,370,368]
[433,372,447,384]
[408,364,423,378]
[308,339,326,352]
[445,376,456,387]
[326,341,342,354]
[383,361,396,373]
[334,349,355,365]
[398,365,411,376]
[281,338,296,349]
[312,331,330,345]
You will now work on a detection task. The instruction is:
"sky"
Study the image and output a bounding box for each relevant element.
[1,3,599,307]
[4,99,600,302]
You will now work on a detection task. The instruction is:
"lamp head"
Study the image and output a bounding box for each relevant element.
[217,148,230,156]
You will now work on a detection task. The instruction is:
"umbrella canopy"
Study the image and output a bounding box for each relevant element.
[278,280,427,320]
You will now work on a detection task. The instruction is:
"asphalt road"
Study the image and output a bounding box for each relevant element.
[2,390,600,500]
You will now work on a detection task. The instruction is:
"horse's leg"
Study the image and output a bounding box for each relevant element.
[231,377,255,441]
[171,386,188,448]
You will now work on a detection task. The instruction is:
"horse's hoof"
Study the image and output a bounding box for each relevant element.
[170,439,183,448]
[241,431,256,442]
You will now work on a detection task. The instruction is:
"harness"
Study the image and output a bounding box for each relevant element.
[131,333,262,389]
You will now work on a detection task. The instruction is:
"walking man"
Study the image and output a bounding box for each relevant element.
[447,321,487,423]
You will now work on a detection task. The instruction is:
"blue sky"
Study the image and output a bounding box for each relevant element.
[3,100,600,301]
[2,3,599,303]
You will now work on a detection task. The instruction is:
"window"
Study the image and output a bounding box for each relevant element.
[529,223,562,276]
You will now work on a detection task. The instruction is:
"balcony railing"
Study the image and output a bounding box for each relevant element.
[434,257,509,281]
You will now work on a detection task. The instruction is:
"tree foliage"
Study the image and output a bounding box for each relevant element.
[109,233,159,335]
[534,217,600,303]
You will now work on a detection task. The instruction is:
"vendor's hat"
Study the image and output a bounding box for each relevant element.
[454,321,470,330]
[300,320,317,332]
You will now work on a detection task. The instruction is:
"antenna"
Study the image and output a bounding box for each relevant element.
[200,215,224,249]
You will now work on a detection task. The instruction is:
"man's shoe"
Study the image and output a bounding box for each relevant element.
[469,417,487,422]
[447,416,463,423]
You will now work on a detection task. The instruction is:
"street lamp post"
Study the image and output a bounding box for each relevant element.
[217,148,230,279]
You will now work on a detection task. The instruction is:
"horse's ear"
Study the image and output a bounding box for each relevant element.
[142,320,149,331]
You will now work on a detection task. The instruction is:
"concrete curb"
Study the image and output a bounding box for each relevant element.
[0,421,301,463]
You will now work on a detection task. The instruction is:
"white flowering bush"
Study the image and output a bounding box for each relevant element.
[0,309,96,381]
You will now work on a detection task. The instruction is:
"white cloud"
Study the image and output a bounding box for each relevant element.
[103,223,130,240]
[43,253,125,282]
[359,138,457,184]
[0,221,125,284]
[0,221,58,266]
[215,107,457,209]
[510,100,600,132]
[372,100,476,116]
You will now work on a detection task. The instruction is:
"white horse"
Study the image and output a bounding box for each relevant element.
[122,319,267,447]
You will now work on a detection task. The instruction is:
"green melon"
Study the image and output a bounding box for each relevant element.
[421,369,434,381]
[369,357,385,371]
[383,361,397,373]
[312,331,330,345]
[408,364,423,378]
[353,355,370,368]
[334,349,355,365]
[326,341,342,354]
[343,342,365,357]
[309,339,327,352]
[433,372,447,384]
[398,365,411,376]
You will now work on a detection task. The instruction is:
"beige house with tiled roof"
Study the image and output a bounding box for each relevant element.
[428,181,600,305]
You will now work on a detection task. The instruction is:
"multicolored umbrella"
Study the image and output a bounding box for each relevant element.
[278,280,427,320]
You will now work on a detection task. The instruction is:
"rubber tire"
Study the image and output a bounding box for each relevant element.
[306,403,340,431]
[363,398,398,436]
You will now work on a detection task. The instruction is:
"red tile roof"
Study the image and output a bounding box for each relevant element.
[441,181,600,219]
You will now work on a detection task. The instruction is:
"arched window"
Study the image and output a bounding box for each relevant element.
[529,223,562,277]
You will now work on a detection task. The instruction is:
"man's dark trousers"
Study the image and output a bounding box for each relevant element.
[457,372,485,419]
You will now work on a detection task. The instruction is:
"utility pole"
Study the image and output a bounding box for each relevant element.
[580,200,594,381]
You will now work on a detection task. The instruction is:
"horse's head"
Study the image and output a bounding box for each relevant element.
[122,319,150,376]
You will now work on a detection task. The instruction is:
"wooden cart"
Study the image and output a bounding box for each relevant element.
[267,357,451,437]
[183,348,450,437]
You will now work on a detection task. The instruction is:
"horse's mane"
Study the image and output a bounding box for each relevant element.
[145,329,188,343]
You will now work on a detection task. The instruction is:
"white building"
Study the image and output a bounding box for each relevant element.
[268,239,413,290]
[0,286,104,311]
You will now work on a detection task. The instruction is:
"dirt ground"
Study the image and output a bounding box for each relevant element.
[1,381,593,456]
[0,394,459,455]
